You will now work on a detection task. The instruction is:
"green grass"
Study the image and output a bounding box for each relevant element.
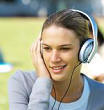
[0,17,45,110]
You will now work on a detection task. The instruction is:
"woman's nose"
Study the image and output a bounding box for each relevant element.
[50,50,61,63]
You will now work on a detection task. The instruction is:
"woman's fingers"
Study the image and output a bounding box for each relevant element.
[30,33,50,78]
[30,38,38,66]
[31,35,40,58]
[31,33,41,51]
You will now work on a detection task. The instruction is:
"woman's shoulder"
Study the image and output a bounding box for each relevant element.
[11,69,37,80]
[9,70,38,82]
[84,74,104,91]
[8,70,38,95]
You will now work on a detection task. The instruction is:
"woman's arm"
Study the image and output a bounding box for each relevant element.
[8,33,52,110]
[28,34,53,110]
[28,77,52,110]
[8,70,29,110]
[8,70,52,110]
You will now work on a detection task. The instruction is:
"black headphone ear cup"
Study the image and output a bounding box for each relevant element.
[79,39,94,63]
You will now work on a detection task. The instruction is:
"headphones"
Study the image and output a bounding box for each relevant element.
[40,9,98,110]
[71,9,98,63]
[41,9,98,63]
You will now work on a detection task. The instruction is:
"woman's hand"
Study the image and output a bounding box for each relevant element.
[30,34,50,78]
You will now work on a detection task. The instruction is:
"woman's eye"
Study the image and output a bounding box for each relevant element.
[43,47,51,51]
[60,48,71,51]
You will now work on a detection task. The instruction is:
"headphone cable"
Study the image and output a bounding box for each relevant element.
[57,62,82,110]
[41,48,82,110]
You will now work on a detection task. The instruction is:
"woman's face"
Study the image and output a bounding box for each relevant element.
[42,25,80,81]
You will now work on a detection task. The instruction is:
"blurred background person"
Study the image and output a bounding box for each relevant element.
[0,48,13,73]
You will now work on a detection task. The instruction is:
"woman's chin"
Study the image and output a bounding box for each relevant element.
[50,73,67,82]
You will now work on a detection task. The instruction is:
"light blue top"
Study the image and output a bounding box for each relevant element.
[49,77,90,110]
[8,70,104,110]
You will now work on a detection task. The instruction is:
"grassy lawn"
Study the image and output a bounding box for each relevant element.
[0,17,104,110]
[0,17,45,110]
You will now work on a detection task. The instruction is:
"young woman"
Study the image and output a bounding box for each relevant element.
[8,9,104,110]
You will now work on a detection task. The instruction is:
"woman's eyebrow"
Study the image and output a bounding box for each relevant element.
[59,44,73,46]
[42,43,73,47]
[42,43,49,46]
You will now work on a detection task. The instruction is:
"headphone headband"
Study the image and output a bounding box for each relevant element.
[71,9,98,63]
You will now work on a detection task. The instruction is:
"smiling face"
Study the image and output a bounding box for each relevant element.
[42,25,81,81]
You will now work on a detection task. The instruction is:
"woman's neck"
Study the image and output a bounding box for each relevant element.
[51,74,84,103]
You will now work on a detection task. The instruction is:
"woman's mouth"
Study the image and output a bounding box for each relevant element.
[50,65,67,74]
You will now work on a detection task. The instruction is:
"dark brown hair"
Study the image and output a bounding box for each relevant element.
[42,9,90,44]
